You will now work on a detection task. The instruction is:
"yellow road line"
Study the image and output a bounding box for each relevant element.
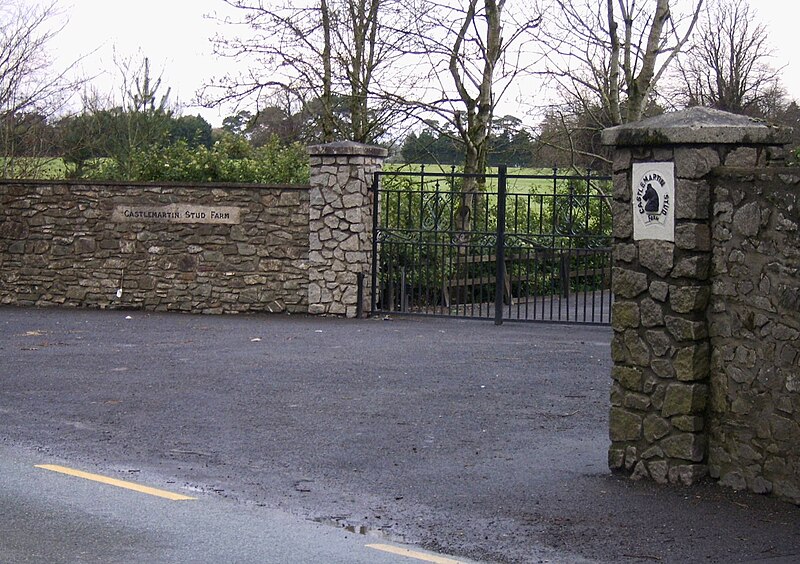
[366,543,464,564]
[35,464,195,501]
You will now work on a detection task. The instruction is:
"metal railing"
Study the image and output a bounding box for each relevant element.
[371,166,613,325]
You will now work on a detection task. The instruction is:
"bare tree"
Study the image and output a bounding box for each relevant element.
[394,0,540,229]
[0,0,81,177]
[674,0,784,118]
[402,1,540,173]
[204,0,414,144]
[535,0,703,169]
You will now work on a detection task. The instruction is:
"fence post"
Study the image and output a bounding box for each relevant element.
[307,141,388,318]
[370,171,380,316]
[494,165,508,326]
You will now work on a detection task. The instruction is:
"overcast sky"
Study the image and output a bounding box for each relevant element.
[50,0,800,128]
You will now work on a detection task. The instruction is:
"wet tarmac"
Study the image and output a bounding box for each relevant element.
[1,306,798,563]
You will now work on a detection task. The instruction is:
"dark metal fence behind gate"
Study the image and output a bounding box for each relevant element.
[370,166,613,324]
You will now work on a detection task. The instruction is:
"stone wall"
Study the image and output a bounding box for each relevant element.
[708,168,800,503]
[0,180,310,314]
[603,107,800,505]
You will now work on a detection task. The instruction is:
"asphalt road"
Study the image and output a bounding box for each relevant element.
[2,444,468,564]
[1,306,799,563]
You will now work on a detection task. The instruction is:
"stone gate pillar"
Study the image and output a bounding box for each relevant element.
[601,108,791,485]
[307,141,388,317]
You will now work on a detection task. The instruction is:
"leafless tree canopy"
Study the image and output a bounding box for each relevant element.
[205,0,417,144]
[540,0,703,126]
[0,0,82,176]
[400,0,541,177]
[674,0,784,118]
[533,0,703,169]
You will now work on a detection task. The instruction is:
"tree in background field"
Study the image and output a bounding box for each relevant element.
[206,0,415,144]
[168,114,214,149]
[0,0,81,178]
[394,0,540,229]
[534,0,703,170]
[400,1,540,174]
[673,0,784,118]
[400,115,534,167]
[64,54,175,179]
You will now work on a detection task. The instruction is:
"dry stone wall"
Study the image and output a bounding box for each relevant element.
[708,168,800,503]
[0,181,310,314]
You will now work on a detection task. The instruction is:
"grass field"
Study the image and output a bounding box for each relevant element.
[0,157,70,180]
[383,163,610,195]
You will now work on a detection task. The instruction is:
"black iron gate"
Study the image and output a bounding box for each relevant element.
[370,166,613,324]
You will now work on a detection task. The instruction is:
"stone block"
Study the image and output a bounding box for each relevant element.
[639,240,674,278]
[672,416,704,432]
[646,329,672,357]
[612,365,644,391]
[665,316,708,341]
[661,432,706,462]
[613,172,630,202]
[640,298,664,327]
[650,281,669,302]
[732,202,761,237]
[624,392,652,410]
[177,255,197,272]
[671,255,711,280]
[644,414,671,442]
[66,286,88,300]
[675,146,720,179]
[75,238,96,253]
[670,285,711,313]
[611,383,625,407]
[614,243,637,263]
[609,407,643,441]
[612,268,649,298]
[608,446,626,470]
[748,476,773,495]
[613,201,633,239]
[625,445,639,470]
[770,415,800,443]
[631,461,651,480]
[719,470,747,490]
[138,276,156,290]
[612,301,640,328]
[668,464,708,485]
[613,150,632,174]
[611,333,628,362]
[651,358,675,379]
[624,330,651,367]
[675,179,710,220]
[642,445,664,459]
[675,223,711,251]
[662,383,707,417]
[724,147,759,167]
[648,460,669,484]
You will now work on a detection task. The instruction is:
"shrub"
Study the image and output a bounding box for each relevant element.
[83,134,309,184]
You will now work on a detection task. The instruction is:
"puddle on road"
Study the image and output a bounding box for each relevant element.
[313,516,409,544]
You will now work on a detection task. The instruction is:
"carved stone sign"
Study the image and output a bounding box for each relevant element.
[112,204,241,224]
[632,162,675,242]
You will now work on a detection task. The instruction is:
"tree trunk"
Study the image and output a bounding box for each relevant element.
[321,0,335,142]
[450,0,504,232]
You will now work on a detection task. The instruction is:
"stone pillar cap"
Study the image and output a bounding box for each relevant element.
[308,140,389,158]
[601,107,792,146]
